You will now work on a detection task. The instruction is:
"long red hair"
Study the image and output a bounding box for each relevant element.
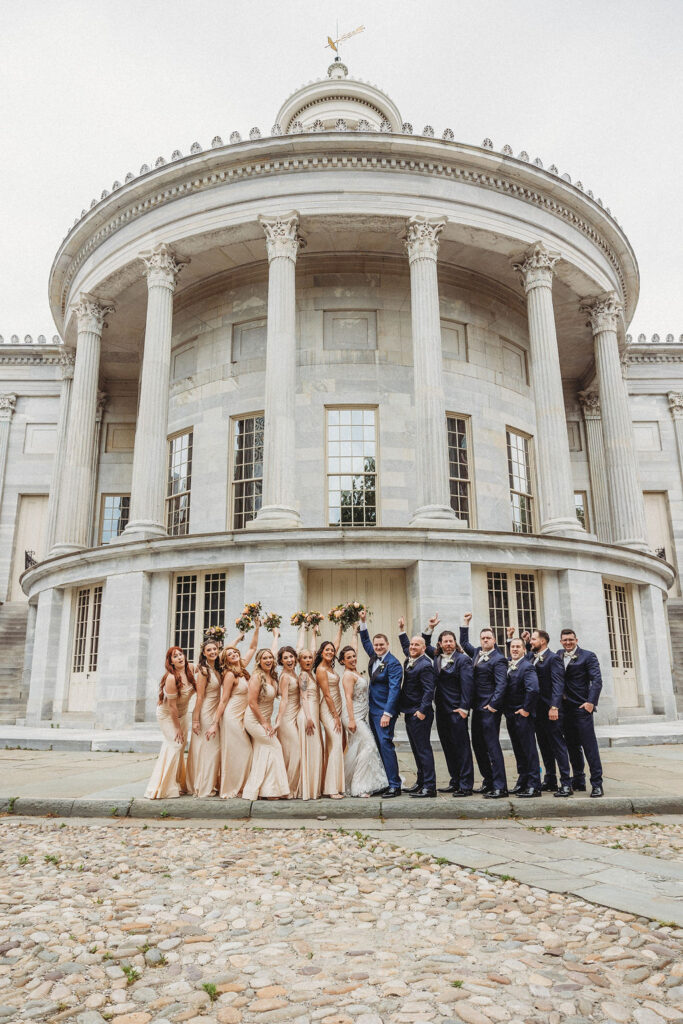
[159,647,196,704]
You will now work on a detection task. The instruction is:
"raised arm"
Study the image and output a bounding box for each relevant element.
[398,617,410,657]
[270,626,280,658]
[350,621,359,654]
[242,617,261,668]
[459,618,476,658]
[422,613,439,659]
[332,621,343,652]
[296,624,307,655]
[309,625,319,653]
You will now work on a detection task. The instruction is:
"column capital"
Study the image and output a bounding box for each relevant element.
[140,244,188,290]
[513,241,560,292]
[73,294,114,335]
[58,350,76,381]
[581,291,624,335]
[578,388,601,419]
[668,392,683,420]
[0,394,17,421]
[259,212,304,262]
[403,216,445,264]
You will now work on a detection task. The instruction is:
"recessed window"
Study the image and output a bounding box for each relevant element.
[327,408,377,527]
[447,415,472,526]
[232,319,267,361]
[166,431,193,537]
[574,491,590,531]
[486,570,538,649]
[323,311,377,351]
[232,415,264,529]
[173,572,227,662]
[506,429,534,534]
[71,585,103,675]
[99,495,130,545]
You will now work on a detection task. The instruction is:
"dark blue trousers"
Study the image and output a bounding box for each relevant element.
[507,717,526,785]
[505,712,541,789]
[563,705,603,787]
[535,707,571,787]
[435,702,474,790]
[369,709,401,790]
[471,708,507,791]
[404,708,436,790]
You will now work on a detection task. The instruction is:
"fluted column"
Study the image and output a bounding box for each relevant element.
[88,391,107,545]
[405,216,460,527]
[52,296,113,554]
[249,212,303,529]
[0,394,17,512]
[45,352,76,551]
[579,389,612,543]
[123,245,186,540]
[513,242,584,536]
[583,292,648,549]
[668,393,683,490]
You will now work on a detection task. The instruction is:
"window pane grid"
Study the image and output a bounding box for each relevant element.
[72,589,90,673]
[486,571,510,650]
[507,430,533,534]
[101,495,130,544]
[166,432,193,536]
[615,585,634,668]
[447,415,470,525]
[604,583,619,668]
[203,573,226,633]
[327,409,377,527]
[232,415,264,529]
[174,574,198,662]
[514,573,537,635]
[88,586,103,673]
[574,491,589,531]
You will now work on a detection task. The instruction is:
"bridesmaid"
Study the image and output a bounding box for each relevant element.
[297,625,324,800]
[242,649,290,800]
[315,622,345,799]
[145,647,196,799]
[186,638,222,797]
[275,633,302,798]
[209,646,252,799]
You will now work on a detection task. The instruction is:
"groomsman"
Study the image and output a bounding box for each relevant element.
[460,614,509,799]
[557,629,604,797]
[523,628,573,797]
[359,608,403,797]
[504,638,541,797]
[398,620,437,798]
[423,613,474,797]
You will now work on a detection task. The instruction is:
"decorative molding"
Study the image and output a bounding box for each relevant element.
[140,244,188,290]
[56,149,630,319]
[512,241,560,292]
[404,215,445,263]
[581,291,624,336]
[625,349,683,365]
[259,212,305,262]
[59,350,76,380]
[0,351,65,367]
[578,389,601,419]
[0,394,17,420]
[72,295,114,335]
[668,392,683,420]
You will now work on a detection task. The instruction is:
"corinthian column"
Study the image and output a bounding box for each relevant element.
[0,394,17,512]
[52,296,113,554]
[122,245,186,540]
[578,389,612,543]
[405,216,460,527]
[44,352,75,551]
[667,393,683,490]
[513,242,584,536]
[582,292,648,549]
[249,212,303,529]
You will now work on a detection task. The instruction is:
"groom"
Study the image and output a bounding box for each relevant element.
[359,608,403,797]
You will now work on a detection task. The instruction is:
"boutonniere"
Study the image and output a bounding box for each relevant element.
[536,653,544,663]
[568,652,578,662]
[479,654,490,662]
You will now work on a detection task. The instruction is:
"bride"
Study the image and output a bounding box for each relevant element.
[339,624,388,797]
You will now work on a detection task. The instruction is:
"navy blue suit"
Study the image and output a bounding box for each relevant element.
[504,658,541,790]
[460,627,508,791]
[423,633,474,791]
[399,633,436,790]
[359,625,402,789]
[556,646,603,787]
[528,647,571,788]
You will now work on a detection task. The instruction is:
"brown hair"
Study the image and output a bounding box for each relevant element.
[159,647,196,705]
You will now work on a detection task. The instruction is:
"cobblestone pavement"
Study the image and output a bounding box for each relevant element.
[1,820,682,1024]
[535,822,683,862]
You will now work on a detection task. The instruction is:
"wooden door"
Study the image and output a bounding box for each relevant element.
[644,492,679,595]
[603,581,639,707]
[9,494,48,601]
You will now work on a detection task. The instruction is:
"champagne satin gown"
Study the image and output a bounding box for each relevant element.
[144,679,193,799]
[242,681,290,800]
[219,676,253,799]
[278,673,302,798]
[185,667,221,797]
[320,669,345,796]
[298,672,323,800]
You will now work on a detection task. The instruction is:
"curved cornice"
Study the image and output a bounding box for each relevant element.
[49,135,639,331]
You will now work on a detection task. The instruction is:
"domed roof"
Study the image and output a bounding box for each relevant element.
[275,60,402,133]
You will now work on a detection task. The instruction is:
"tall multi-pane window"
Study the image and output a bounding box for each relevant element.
[327,408,377,527]
[486,571,510,649]
[574,491,590,531]
[447,415,471,526]
[506,429,534,534]
[232,415,264,529]
[71,585,104,674]
[173,572,227,662]
[486,570,538,649]
[166,431,193,536]
[603,581,634,670]
[100,495,130,544]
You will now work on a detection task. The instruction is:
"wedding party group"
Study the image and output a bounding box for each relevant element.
[144,603,606,802]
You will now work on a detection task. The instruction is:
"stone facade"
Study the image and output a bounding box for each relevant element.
[0,61,680,726]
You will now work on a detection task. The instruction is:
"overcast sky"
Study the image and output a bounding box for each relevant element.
[1,0,680,340]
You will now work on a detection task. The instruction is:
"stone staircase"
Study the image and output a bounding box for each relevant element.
[666,598,683,714]
[0,602,29,724]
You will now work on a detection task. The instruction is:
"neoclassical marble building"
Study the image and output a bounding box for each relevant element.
[1,60,681,727]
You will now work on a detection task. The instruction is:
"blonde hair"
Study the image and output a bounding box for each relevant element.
[219,646,249,679]
[253,648,279,695]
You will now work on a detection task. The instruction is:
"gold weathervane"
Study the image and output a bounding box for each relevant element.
[326,24,365,59]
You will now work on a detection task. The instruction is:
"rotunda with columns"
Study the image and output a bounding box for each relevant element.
[15,60,678,727]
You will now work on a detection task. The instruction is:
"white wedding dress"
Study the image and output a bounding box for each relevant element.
[342,673,388,797]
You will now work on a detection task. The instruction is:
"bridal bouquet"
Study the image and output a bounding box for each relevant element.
[290,611,307,627]
[306,611,324,629]
[203,625,225,646]
[263,612,282,633]
[327,601,369,629]
[235,609,254,632]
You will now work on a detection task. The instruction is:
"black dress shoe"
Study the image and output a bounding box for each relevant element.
[590,785,604,798]
[483,788,508,799]
[382,788,402,798]
[510,784,523,795]
[553,784,573,798]
[438,783,458,793]
[410,787,437,798]
[403,782,422,794]
[452,789,473,798]
[571,779,587,792]
[516,787,542,798]
[474,784,493,794]
[540,778,557,792]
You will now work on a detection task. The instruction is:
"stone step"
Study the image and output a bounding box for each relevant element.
[0,601,29,724]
